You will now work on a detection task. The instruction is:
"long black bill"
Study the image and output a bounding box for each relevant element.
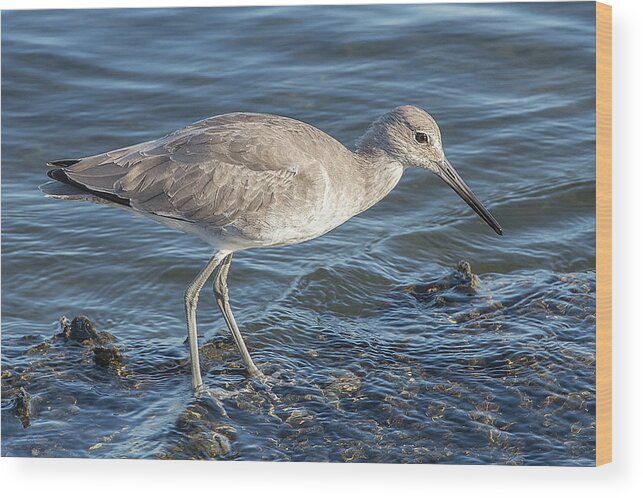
[436,159,503,235]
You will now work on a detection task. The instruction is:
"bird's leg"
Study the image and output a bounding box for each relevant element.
[185,251,228,392]
[213,253,260,376]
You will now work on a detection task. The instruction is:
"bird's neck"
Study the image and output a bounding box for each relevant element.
[351,149,405,214]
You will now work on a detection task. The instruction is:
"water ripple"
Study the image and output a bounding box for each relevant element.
[2,3,596,464]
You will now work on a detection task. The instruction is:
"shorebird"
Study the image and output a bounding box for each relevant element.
[41,105,502,391]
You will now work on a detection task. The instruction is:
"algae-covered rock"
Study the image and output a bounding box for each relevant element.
[285,409,314,426]
[166,398,236,459]
[324,371,362,398]
[96,331,117,343]
[93,346,127,377]
[26,342,51,355]
[15,387,32,428]
[402,260,481,305]
[57,316,100,343]
[455,260,480,291]
[93,347,123,367]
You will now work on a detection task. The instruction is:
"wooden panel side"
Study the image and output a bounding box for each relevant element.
[595,1,612,467]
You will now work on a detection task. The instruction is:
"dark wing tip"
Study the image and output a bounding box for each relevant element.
[45,165,131,208]
[47,168,68,182]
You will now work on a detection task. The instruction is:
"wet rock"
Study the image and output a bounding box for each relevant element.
[26,342,51,355]
[93,347,126,376]
[15,387,32,428]
[234,392,267,414]
[570,422,583,434]
[487,427,511,449]
[167,431,233,460]
[57,316,100,343]
[176,404,209,427]
[403,260,480,302]
[324,371,362,397]
[456,260,480,290]
[166,399,236,459]
[96,331,117,343]
[340,442,368,462]
[92,346,131,377]
[21,317,115,363]
[426,401,447,421]
[200,339,230,362]
[53,316,118,351]
[1,368,32,401]
[285,409,314,426]
[563,394,586,411]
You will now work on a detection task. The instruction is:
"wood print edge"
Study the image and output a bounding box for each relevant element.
[595,0,612,467]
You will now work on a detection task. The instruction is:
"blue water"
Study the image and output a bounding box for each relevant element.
[2,3,596,464]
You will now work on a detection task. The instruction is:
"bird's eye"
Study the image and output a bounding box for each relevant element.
[415,132,429,144]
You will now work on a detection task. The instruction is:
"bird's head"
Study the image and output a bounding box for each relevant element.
[357,105,502,235]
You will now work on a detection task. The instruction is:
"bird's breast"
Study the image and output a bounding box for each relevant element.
[217,151,403,250]
[227,162,365,247]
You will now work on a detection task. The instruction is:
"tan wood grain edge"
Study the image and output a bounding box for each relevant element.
[596,1,612,467]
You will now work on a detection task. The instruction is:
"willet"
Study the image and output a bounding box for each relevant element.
[40,105,502,391]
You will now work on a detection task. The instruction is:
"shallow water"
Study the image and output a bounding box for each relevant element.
[2,3,596,464]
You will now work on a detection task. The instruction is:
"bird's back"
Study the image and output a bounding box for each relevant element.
[42,112,360,249]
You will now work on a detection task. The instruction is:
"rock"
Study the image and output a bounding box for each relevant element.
[403,260,480,302]
[200,339,229,362]
[285,409,314,426]
[93,347,125,376]
[57,316,100,343]
[456,260,480,290]
[26,342,51,355]
[168,400,236,459]
[15,387,32,428]
[96,331,117,343]
[324,371,362,397]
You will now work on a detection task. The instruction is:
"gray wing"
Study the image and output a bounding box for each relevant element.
[57,113,329,226]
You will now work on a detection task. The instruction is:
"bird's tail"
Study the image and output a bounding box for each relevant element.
[40,159,118,205]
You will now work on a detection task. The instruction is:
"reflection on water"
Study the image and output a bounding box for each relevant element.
[2,3,596,464]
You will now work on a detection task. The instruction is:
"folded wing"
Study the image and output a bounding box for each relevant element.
[50,113,312,227]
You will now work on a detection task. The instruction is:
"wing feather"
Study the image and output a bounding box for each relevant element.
[56,113,323,227]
